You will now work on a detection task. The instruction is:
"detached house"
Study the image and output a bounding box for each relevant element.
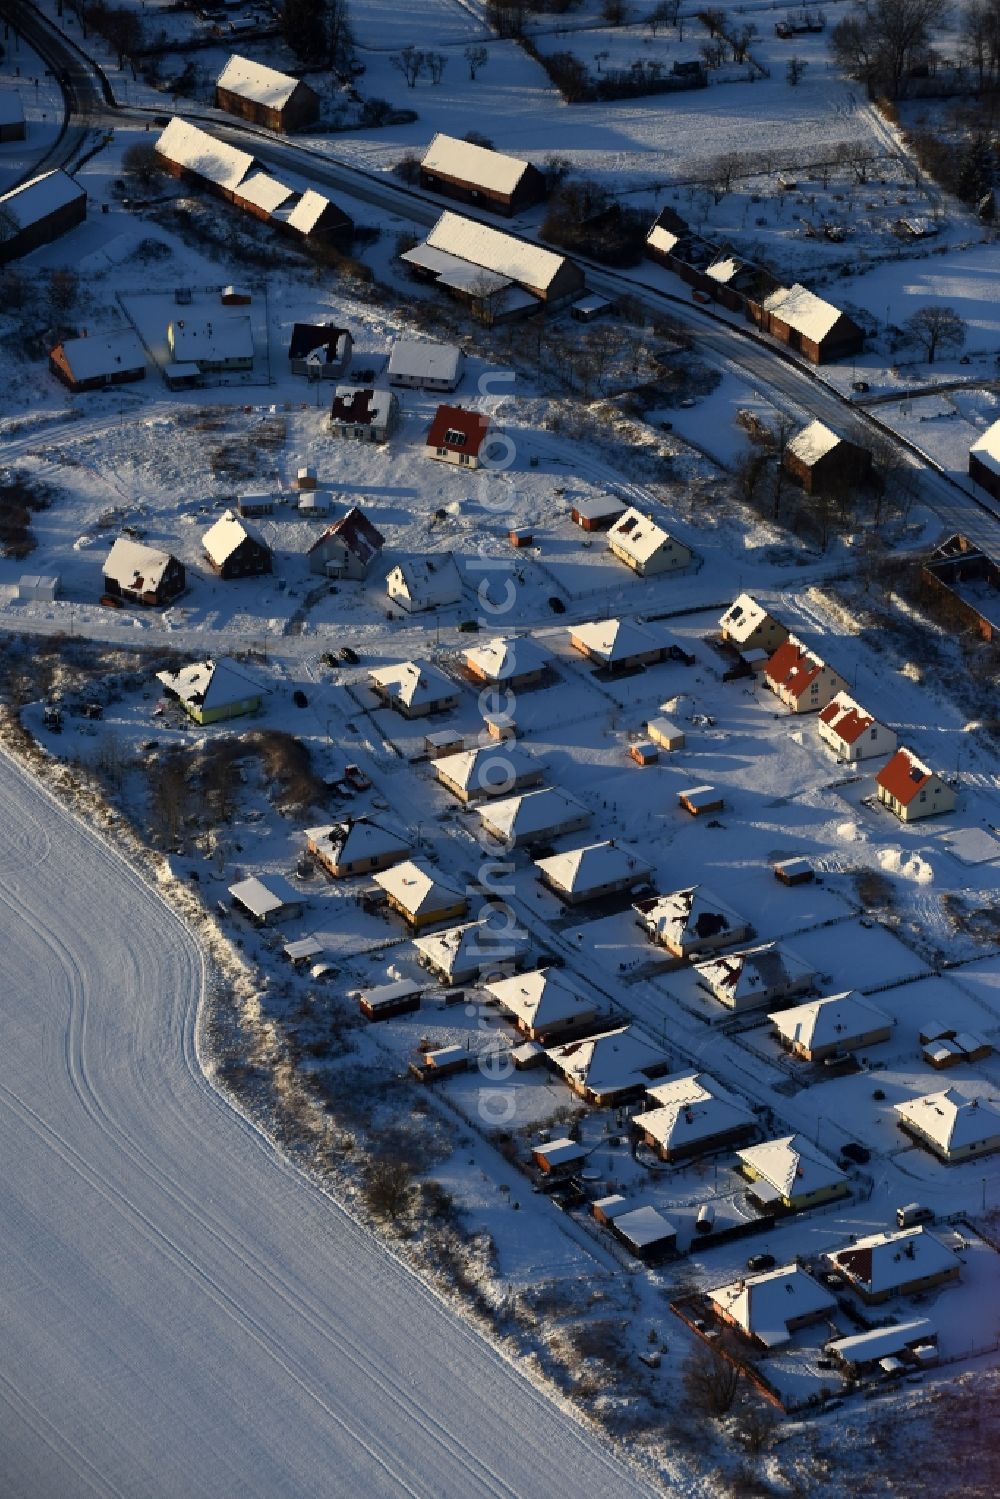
[288,323,352,379]
[769,991,893,1062]
[202,509,272,578]
[477,787,591,848]
[784,420,872,494]
[736,1135,850,1212]
[387,338,463,391]
[719,593,788,655]
[876,747,956,822]
[415,915,530,983]
[535,841,652,905]
[305,818,411,878]
[215,54,319,132]
[49,328,146,393]
[634,1071,756,1162]
[764,635,848,713]
[419,133,544,217]
[434,743,542,803]
[386,554,463,613]
[545,1027,671,1107]
[607,508,692,577]
[103,538,184,607]
[167,316,253,373]
[156,657,267,724]
[633,886,752,961]
[374,859,468,929]
[828,1227,961,1305]
[695,942,816,1013]
[464,635,548,690]
[308,507,384,579]
[329,386,399,443]
[485,967,603,1044]
[895,1089,1000,1162]
[817,692,896,763]
[426,405,492,469]
[760,283,863,364]
[369,660,460,718]
[710,1266,836,1348]
[569,617,670,672]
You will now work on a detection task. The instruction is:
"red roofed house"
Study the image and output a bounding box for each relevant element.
[426,405,492,470]
[817,691,897,763]
[308,506,385,580]
[764,635,848,714]
[876,747,956,823]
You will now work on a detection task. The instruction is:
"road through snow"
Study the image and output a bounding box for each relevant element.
[0,750,662,1499]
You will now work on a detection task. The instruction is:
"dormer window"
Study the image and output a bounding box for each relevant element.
[444,428,467,446]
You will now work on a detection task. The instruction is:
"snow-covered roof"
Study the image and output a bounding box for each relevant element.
[607,508,686,566]
[51,328,145,384]
[763,282,847,341]
[694,942,815,1005]
[828,1318,936,1365]
[423,210,570,294]
[156,657,266,712]
[369,659,458,709]
[284,189,338,235]
[168,315,253,364]
[646,224,680,255]
[0,168,85,228]
[234,171,294,214]
[311,506,384,564]
[613,1205,676,1250]
[202,508,266,566]
[386,554,463,608]
[434,742,537,797]
[155,117,254,192]
[818,691,879,745]
[535,841,652,896]
[478,786,590,842]
[830,1228,959,1297]
[634,886,749,952]
[415,916,530,978]
[546,1027,669,1098]
[636,1071,754,1153]
[894,1089,1000,1154]
[710,1265,836,1347]
[387,338,462,384]
[970,417,1000,476]
[421,133,533,197]
[534,1137,588,1168]
[305,818,410,870]
[228,873,300,919]
[485,968,601,1033]
[570,494,626,522]
[736,1135,848,1201]
[374,858,465,917]
[786,419,843,466]
[329,386,396,428]
[768,991,892,1051]
[876,746,940,807]
[718,592,776,644]
[765,634,833,698]
[570,616,663,664]
[217,53,304,109]
[464,635,548,682]
[401,239,512,295]
[104,537,176,591]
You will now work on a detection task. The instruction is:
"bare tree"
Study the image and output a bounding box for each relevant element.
[601,0,633,23]
[390,45,426,88]
[787,54,809,85]
[700,36,728,71]
[735,450,770,508]
[904,304,966,364]
[831,0,947,100]
[464,44,489,80]
[364,1157,414,1220]
[702,7,729,38]
[734,1401,779,1454]
[122,141,164,188]
[682,1342,740,1417]
[731,22,757,62]
[426,51,448,84]
[770,411,797,519]
[646,1,679,36]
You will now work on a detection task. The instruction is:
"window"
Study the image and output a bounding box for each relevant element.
[870,726,878,739]
[436,446,448,456]
[459,453,471,466]
[919,789,926,801]
[444,429,467,446]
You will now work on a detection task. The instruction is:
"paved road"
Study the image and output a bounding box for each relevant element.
[0,747,668,1499]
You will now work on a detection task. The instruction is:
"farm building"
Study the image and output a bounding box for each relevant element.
[709,1266,836,1348]
[221,286,251,306]
[402,210,584,320]
[694,943,816,1013]
[373,859,468,929]
[612,1206,677,1263]
[718,593,788,654]
[433,743,542,803]
[369,660,459,718]
[737,1136,850,1212]
[921,534,1000,643]
[924,1032,993,1069]
[876,747,956,822]
[532,1137,588,1176]
[477,786,591,847]
[634,887,752,960]
[215,54,319,132]
[764,635,848,713]
[425,404,493,469]
[304,818,411,878]
[773,857,814,886]
[760,283,863,364]
[415,916,530,984]
[629,741,657,767]
[0,91,25,142]
[228,874,303,926]
[359,979,422,1022]
[329,386,399,442]
[103,538,184,607]
[0,169,86,263]
[828,1320,938,1376]
[386,554,463,613]
[232,171,295,221]
[676,785,724,816]
[485,967,603,1044]
[277,189,353,246]
[464,635,549,689]
[569,494,627,532]
[167,316,253,372]
[155,117,255,200]
[569,617,669,672]
[828,1228,961,1305]
[156,658,266,725]
[634,1072,756,1162]
[817,692,897,763]
[387,338,463,391]
[546,1027,671,1107]
[647,717,685,752]
[769,991,893,1062]
[48,329,146,393]
[307,507,384,579]
[288,324,352,379]
[202,510,271,578]
[535,841,652,905]
[607,509,692,577]
[894,1090,1000,1163]
[968,420,1000,502]
[419,133,544,216]
[783,420,872,494]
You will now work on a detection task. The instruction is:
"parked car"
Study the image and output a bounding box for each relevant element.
[746,1252,776,1272]
[840,1142,871,1165]
[343,763,372,791]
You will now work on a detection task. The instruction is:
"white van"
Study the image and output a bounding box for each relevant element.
[896,1203,934,1229]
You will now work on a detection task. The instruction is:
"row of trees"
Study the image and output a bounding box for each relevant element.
[390,45,450,87]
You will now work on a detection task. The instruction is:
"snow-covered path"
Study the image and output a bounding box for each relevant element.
[0,750,662,1499]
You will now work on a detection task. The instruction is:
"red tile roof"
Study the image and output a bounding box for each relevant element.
[426,404,491,457]
[876,748,932,806]
[765,636,823,699]
[819,696,873,745]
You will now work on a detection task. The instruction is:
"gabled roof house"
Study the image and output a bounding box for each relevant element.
[202,509,272,578]
[719,593,788,654]
[634,1071,756,1161]
[215,53,319,132]
[103,538,184,607]
[694,942,816,1012]
[308,506,384,580]
[876,747,956,823]
[764,634,848,713]
[156,657,267,724]
[607,508,692,577]
[546,1026,671,1106]
[386,554,464,613]
[817,692,896,762]
[425,405,493,469]
[633,886,752,960]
